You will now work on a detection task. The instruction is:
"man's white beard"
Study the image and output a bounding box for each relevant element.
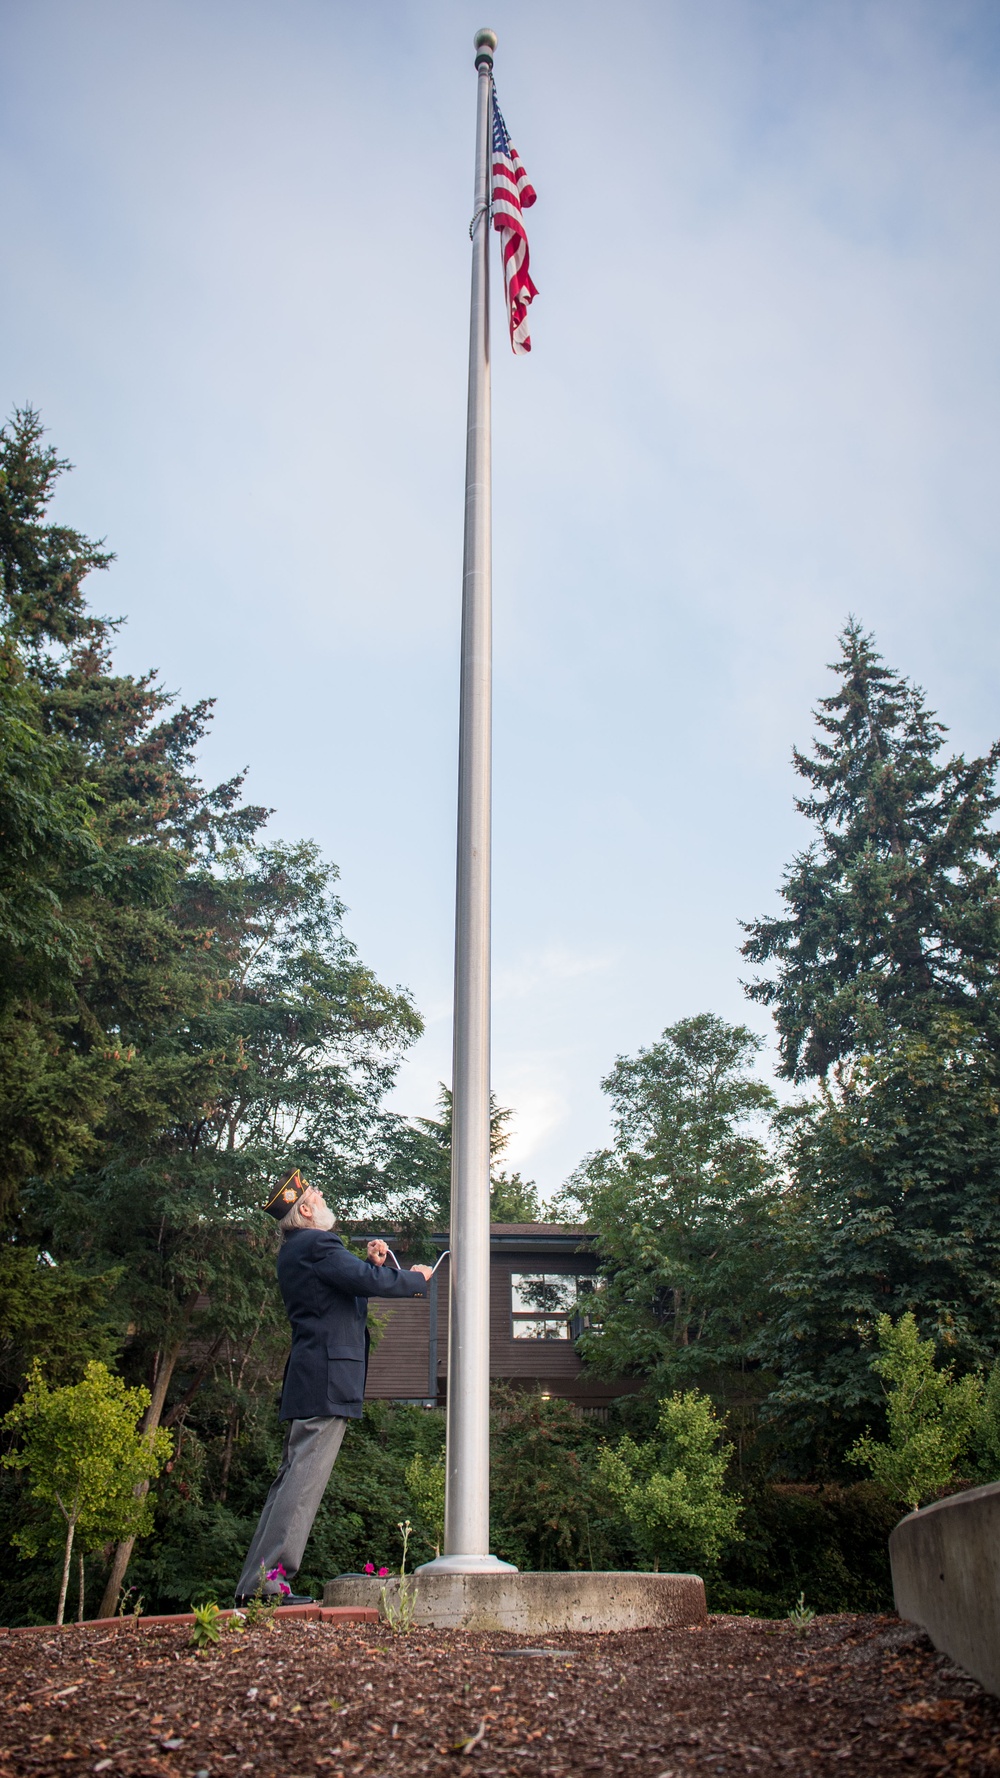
[312,1204,336,1231]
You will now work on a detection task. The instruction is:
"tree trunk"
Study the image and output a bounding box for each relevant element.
[56,1518,76,1628]
[77,1550,85,1624]
[96,1330,187,1620]
[218,1410,238,1502]
[163,1334,224,1429]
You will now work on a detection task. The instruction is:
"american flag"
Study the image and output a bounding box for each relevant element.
[491,89,537,355]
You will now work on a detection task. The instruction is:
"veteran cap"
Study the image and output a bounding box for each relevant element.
[264,1169,308,1220]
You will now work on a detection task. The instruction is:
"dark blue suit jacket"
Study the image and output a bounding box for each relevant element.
[276,1227,427,1421]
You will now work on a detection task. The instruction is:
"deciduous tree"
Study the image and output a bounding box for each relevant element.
[566,1015,781,1416]
[2,1361,171,1624]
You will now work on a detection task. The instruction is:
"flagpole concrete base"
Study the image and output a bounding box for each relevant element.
[415,1552,518,1575]
[323,1570,707,1633]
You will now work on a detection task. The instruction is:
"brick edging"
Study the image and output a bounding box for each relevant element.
[0,1604,379,1636]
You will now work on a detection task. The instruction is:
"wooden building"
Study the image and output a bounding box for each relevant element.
[365,1223,635,1413]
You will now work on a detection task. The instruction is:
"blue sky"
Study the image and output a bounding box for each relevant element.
[3,0,999,1193]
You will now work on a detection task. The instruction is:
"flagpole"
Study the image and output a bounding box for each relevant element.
[418,25,514,1576]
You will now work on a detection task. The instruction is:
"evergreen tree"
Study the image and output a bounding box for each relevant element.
[762,1015,1000,1462]
[0,411,425,1613]
[0,407,264,1218]
[743,622,1000,1081]
[366,1086,543,1249]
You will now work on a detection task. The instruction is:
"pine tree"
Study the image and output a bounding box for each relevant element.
[742,622,1000,1081]
[367,1086,529,1248]
[0,411,426,1614]
[760,1015,1000,1463]
[0,407,266,1216]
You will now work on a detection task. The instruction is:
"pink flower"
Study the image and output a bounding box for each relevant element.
[363,1562,375,1574]
[266,1565,292,1596]
[378,1567,389,1578]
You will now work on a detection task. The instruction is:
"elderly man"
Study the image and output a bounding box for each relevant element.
[234,1170,432,1606]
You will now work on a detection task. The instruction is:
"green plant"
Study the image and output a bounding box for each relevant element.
[488,1388,617,1571]
[847,1313,983,1510]
[599,1390,743,1575]
[405,1451,445,1556]
[1,1361,172,1625]
[116,1585,145,1621]
[786,1590,815,1630]
[707,1481,898,1617]
[564,1014,780,1405]
[380,1518,417,1634]
[189,1600,223,1649]
[972,1361,1000,1483]
[241,1571,278,1629]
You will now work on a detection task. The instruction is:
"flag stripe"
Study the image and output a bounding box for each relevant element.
[491,87,537,356]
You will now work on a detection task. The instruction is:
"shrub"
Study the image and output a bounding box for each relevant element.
[599,1390,743,1573]
[847,1313,983,1510]
[405,1451,445,1555]
[2,1361,171,1625]
[710,1481,899,1615]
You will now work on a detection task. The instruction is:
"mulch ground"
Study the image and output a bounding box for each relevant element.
[1,1613,998,1778]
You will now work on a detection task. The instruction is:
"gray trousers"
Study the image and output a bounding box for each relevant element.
[235,1415,348,1600]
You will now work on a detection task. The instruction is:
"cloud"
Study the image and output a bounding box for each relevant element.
[494,947,616,1004]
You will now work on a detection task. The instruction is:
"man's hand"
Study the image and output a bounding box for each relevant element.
[367,1239,388,1267]
[410,1264,433,1281]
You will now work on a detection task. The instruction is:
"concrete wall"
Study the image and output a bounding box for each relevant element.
[889,1480,1000,1698]
[325,1570,707,1632]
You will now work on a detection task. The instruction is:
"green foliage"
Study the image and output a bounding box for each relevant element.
[786,1591,816,1629]
[0,408,428,1615]
[743,621,1000,1082]
[2,1360,171,1623]
[490,1170,545,1221]
[189,1600,223,1648]
[28,837,423,1383]
[599,1391,743,1574]
[847,1313,983,1510]
[707,1481,899,1617]
[371,1087,551,1255]
[489,1389,619,1571]
[0,408,268,1222]
[380,1518,416,1634]
[973,1362,1000,1483]
[0,1245,120,1405]
[239,1571,279,1629]
[763,1019,1000,1456]
[565,1016,782,1421]
[405,1450,445,1554]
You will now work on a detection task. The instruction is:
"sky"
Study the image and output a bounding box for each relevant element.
[2,0,999,1196]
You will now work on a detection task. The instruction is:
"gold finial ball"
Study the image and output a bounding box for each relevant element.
[474,27,497,63]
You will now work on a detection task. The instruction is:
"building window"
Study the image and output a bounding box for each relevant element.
[510,1272,596,1340]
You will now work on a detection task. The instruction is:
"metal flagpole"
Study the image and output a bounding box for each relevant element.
[417,26,515,1576]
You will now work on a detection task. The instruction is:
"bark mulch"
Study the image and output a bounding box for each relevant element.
[1,1612,998,1778]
